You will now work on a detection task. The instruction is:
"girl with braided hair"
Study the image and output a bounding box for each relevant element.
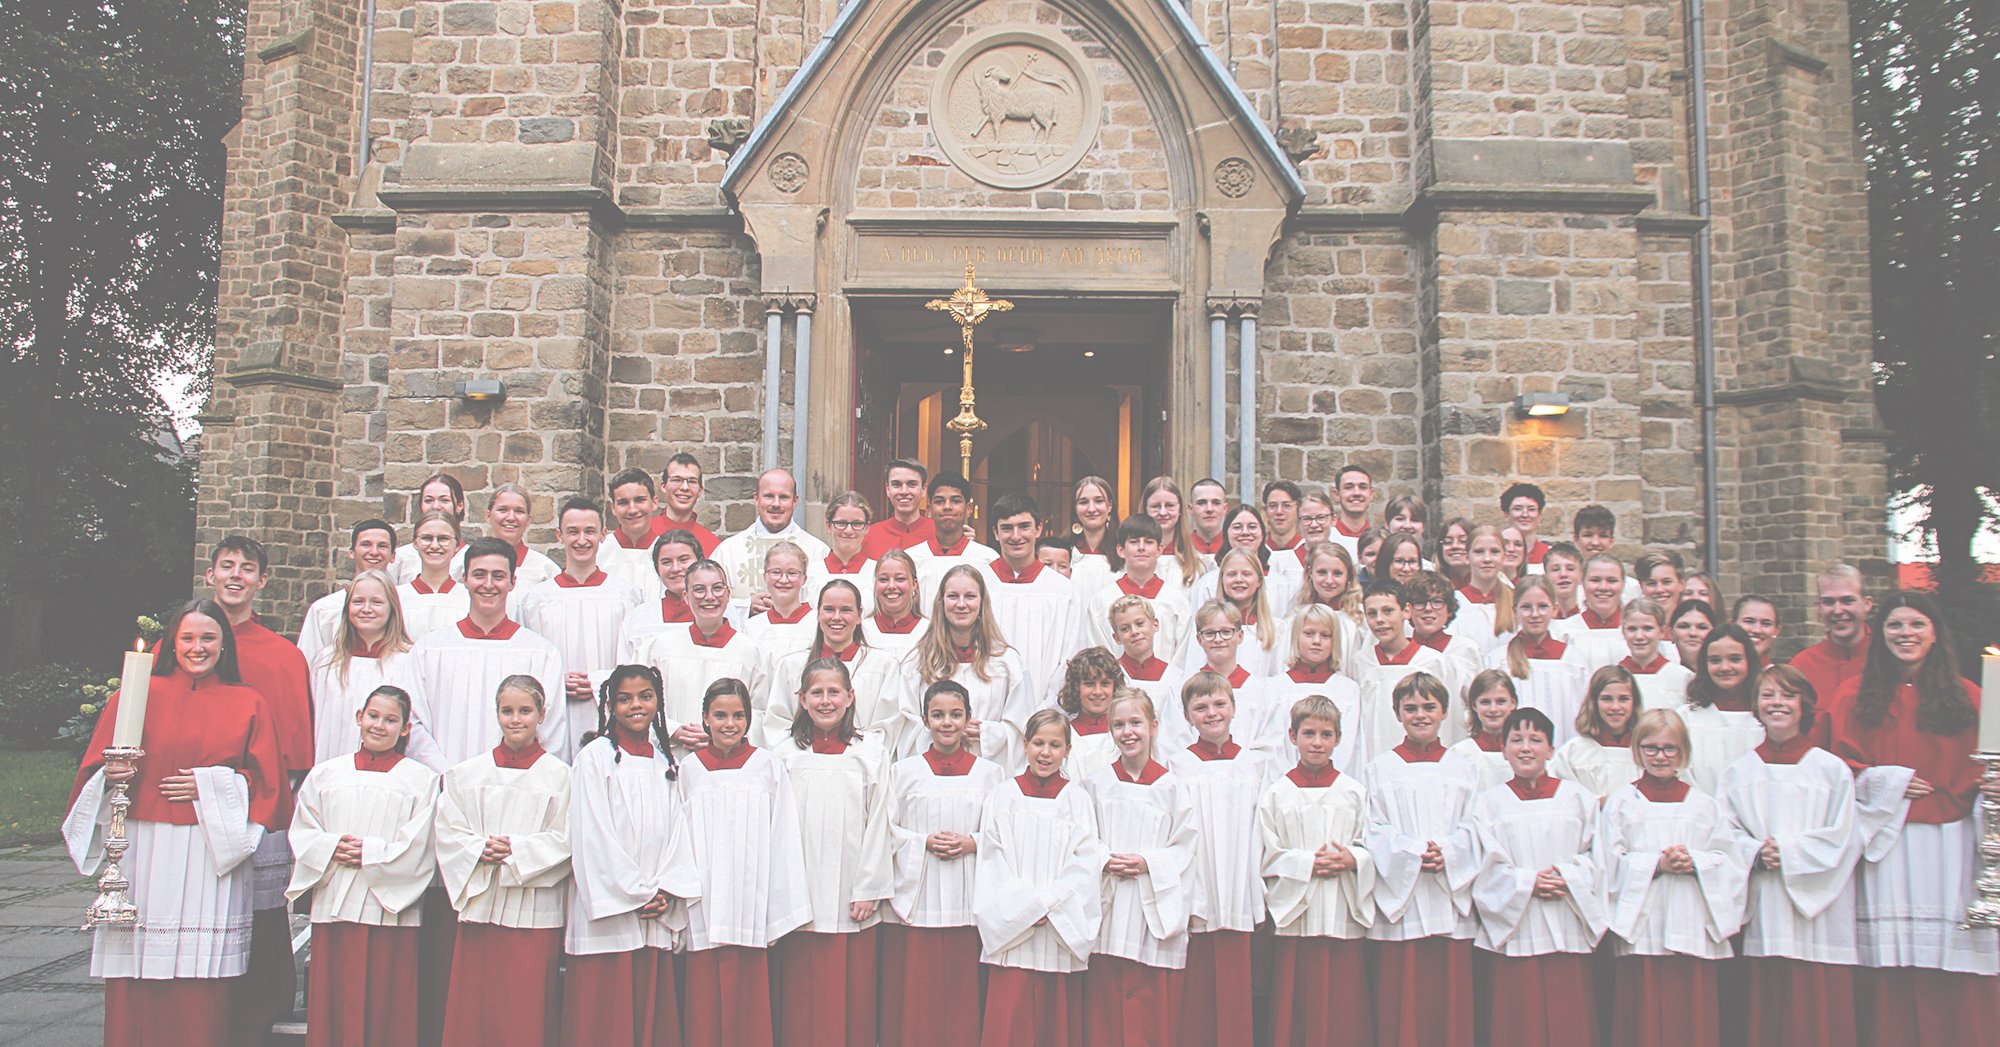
[562,664,699,1047]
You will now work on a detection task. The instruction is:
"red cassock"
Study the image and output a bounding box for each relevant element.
[440,924,561,1047]
[1084,956,1181,1047]
[1481,953,1596,1047]
[563,947,682,1047]
[774,928,879,1047]
[103,978,235,1047]
[1374,937,1475,1047]
[881,924,983,1047]
[1742,957,1856,1047]
[305,923,420,1047]
[1611,954,1717,1047]
[682,945,774,1047]
[232,615,315,783]
[418,885,458,1047]
[980,966,1084,1047]
[1181,929,1255,1047]
[1271,937,1374,1047]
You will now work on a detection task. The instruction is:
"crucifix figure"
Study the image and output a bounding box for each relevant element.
[925,264,1014,480]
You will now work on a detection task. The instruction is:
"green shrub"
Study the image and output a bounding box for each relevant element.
[0,663,108,748]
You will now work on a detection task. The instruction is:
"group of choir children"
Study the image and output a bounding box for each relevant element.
[64,460,1999,1047]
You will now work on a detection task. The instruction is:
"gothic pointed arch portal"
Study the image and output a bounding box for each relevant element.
[724,0,1298,505]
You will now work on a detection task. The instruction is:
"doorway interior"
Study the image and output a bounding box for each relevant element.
[850,296,1174,535]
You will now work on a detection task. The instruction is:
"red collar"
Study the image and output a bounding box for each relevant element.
[1395,737,1447,763]
[1287,663,1334,684]
[1113,759,1168,785]
[1475,731,1505,752]
[615,731,655,758]
[1593,728,1633,747]
[759,602,812,626]
[1519,637,1567,660]
[697,742,755,770]
[1620,654,1667,675]
[1017,772,1068,798]
[690,620,737,648]
[1266,533,1301,552]
[809,730,849,755]
[611,517,669,549]
[1288,762,1339,788]
[1416,631,1452,652]
[1580,608,1620,630]
[927,533,972,557]
[1296,544,1314,567]
[1376,640,1421,666]
[1553,605,1579,620]
[1116,573,1164,599]
[1634,775,1690,803]
[925,747,975,776]
[507,541,531,565]
[825,551,869,575]
[1189,738,1241,761]
[457,616,522,641]
[553,568,608,588]
[815,639,862,662]
[659,591,692,623]
[1191,531,1224,555]
[1072,711,1108,736]
[351,641,386,660]
[1223,665,1250,688]
[493,741,545,770]
[1756,733,1814,765]
[355,748,405,772]
[1334,518,1367,539]
[1073,535,1106,556]
[1119,654,1168,681]
[872,611,920,634]
[1525,541,1550,565]
[1458,584,1497,605]
[1507,775,1560,801]
[954,643,978,664]
[410,576,457,594]
[990,557,1045,584]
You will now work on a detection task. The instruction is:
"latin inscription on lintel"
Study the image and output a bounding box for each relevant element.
[852,232,1172,287]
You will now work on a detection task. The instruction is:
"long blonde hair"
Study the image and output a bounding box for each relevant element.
[1142,476,1204,583]
[1292,540,1361,623]
[915,564,1009,684]
[1504,575,1561,679]
[333,570,412,685]
[1215,547,1276,651]
[1466,524,1516,637]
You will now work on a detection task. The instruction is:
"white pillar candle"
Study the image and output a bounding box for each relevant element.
[110,647,153,749]
[1980,648,2000,754]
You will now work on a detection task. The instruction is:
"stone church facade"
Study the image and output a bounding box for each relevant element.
[198,0,1885,639]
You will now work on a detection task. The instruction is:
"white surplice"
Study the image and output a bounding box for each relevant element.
[1258,772,1377,938]
[286,754,439,925]
[1168,746,1279,933]
[433,747,570,928]
[1849,766,1999,975]
[1599,782,1747,958]
[296,588,347,667]
[1345,645,1454,767]
[778,735,895,933]
[1468,780,1607,955]
[1364,750,1481,941]
[308,648,446,771]
[1680,705,1766,797]
[1082,577,1191,660]
[981,563,1086,708]
[1234,673,1366,773]
[711,521,831,601]
[634,624,763,738]
[1483,644,1590,748]
[396,580,471,643]
[886,752,1007,927]
[564,738,701,954]
[910,539,1001,609]
[1443,740,1511,792]
[1715,747,1862,963]
[897,647,1035,772]
[517,573,646,755]
[1549,736,1640,799]
[1630,662,1694,712]
[974,778,1107,973]
[761,645,907,751]
[1085,765,1199,968]
[409,623,569,763]
[678,746,813,951]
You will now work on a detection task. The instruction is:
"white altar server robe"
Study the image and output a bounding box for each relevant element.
[518,573,645,755]
[1681,704,1767,797]
[1169,746,1278,934]
[779,734,895,933]
[712,521,830,602]
[1082,577,1191,660]
[434,747,570,928]
[762,645,906,751]
[286,753,440,926]
[1468,780,1608,956]
[981,562,1086,707]
[1346,645,1454,767]
[396,579,471,643]
[975,777,1108,973]
[1550,736,1641,799]
[1551,619,1627,676]
[635,623,762,738]
[1063,728,1120,784]
[911,539,1001,608]
[1848,764,1999,974]
[887,752,1006,928]
[309,648,445,771]
[1258,771,1377,939]
[297,588,346,667]
[1235,671,1365,773]
[679,746,813,950]
[1117,660,1192,751]
[1085,765,1199,968]
[613,596,685,665]
[1444,739,1511,792]
[1364,749,1481,941]
[1484,643,1590,747]
[1627,659,1694,712]
[1600,782,1747,958]
[1716,745,1863,963]
[897,646,1035,771]
[564,738,700,954]
[409,622,568,764]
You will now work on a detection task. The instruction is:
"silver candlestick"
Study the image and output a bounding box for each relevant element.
[83,746,144,929]
[1966,753,2000,929]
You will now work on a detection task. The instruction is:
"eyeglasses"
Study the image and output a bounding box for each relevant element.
[828,519,868,531]
[1638,745,1682,757]
[1299,513,1333,526]
[414,535,456,546]
[766,569,805,582]
[1412,598,1448,609]
[1197,628,1241,642]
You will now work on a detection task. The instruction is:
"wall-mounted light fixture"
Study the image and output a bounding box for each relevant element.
[1514,392,1571,418]
[454,379,506,402]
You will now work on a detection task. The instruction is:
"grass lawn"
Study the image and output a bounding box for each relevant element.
[0,748,77,841]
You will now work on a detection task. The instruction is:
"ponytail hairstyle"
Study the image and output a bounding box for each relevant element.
[1071,475,1117,562]
[593,664,677,780]
[1851,590,1974,735]
[871,547,923,623]
[1215,547,1277,651]
[1022,707,1073,752]
[701,676,754,724]
[1058,646,1122,717]
[495,673,546,711]
[1465,524,1517,637]
[360,685,415,753]
[1577,664,1639,742]
[790,657,859,749]
[1504,576,1563,679]
[1464,668,1521,736]
[1141,475,1205,583]
[1217,503,1273,573]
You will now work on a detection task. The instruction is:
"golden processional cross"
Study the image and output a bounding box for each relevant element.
[925,264,1013,480]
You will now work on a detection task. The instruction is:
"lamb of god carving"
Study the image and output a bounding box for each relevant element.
[933,31,1103,191]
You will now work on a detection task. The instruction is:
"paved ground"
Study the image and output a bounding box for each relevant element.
[0,842,104,1047]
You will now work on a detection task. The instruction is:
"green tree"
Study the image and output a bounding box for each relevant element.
[0,1,244,666]
[1854,0,1999,625]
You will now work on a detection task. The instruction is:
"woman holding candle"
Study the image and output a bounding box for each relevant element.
[66,599,289,1046]
[1822,592,2000,1044]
